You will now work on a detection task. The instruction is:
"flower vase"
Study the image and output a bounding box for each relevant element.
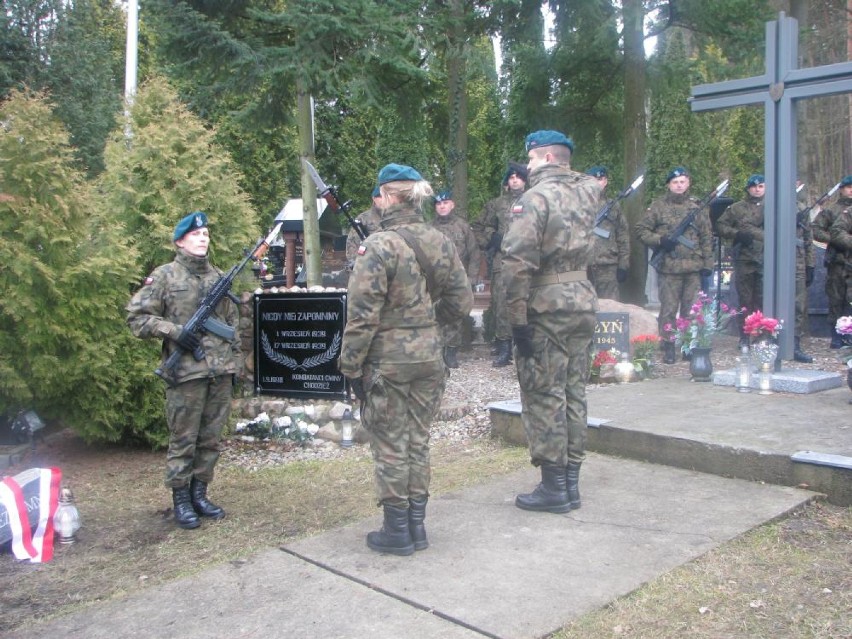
[752,338,779,370]
[689,347,713,382]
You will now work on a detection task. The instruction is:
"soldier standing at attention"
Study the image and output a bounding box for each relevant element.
[585,166,630,301]
[813,175,852,348]
[345,186,384,270]
[431,190,480,368]
[127,212,240,530]
[502,130,599,514]
[340,164,473,555]
[472,161,528,367]
[636,167,713,364]
[829,191,852,325]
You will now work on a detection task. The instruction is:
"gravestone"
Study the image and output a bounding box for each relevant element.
[594,312,630,354]
[0,468,44,545]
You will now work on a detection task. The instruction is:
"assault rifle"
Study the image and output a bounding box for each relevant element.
[155,211,287,385]
[795,182,840,253]
[648,178,729,270]
[303,159,368,241]
[593,174,644,239]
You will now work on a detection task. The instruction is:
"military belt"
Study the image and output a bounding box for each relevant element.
[530,270,586,287]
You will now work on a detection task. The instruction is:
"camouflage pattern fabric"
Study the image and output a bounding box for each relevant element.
[587,265,620,301]
[716,195,764,265]
[345,205,383,268]
[502,163,599,466]
[473,188,525,340]
[432,212,480,348]
[637,192,713,338]
[815,197,852,325]
[127,249,240,488]
[795,214,815,337]
[588,195,629,301]
[341,202,473,504]
[829,206,852,314]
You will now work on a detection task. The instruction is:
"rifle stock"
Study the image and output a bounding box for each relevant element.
[593,174,644,239]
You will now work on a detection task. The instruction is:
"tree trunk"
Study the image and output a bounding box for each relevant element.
[297,78,321,287]
[446,0,469,218]
[621,0,647,305]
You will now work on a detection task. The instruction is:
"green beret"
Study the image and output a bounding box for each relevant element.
[434,190,453,203]
[666,167,689,183]
[746,174,765,189]
[586,165,608,179]
[503,161,528,185]
[841,175,852,187]
[525,130,574,152]
[377,163,423,185]
[173,211,208,242]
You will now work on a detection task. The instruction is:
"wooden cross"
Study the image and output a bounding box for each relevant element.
[690,12,852,360]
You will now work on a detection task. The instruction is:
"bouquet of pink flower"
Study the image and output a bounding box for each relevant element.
[835,316,852,367]
[743,310,783,341]
[664,291,740,354]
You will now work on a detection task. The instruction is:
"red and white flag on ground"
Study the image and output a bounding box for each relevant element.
[0,467,62,563]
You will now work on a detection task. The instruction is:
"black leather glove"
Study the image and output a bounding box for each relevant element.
[488,231,503,251]
[616,268,628,283]
[347,377,366,402]
[805,266,815,286]
[173,326,201,352]
[734,231,753,247]
[699,268,712,278]
[659,237,678,252]
[511,325,535,358]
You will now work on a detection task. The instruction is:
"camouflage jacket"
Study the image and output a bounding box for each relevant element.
[716,195,765,264]
[432,212,481,281]
[590,196,630,269]
[501,163,600,326]
[126,249,241,383]
[345,205,383,267]
[813,196,852,265]
[796,211,815,273]
[471,187,525,272]
[636,192,713,274]
[339,203,473,376]
[829,206,852,269]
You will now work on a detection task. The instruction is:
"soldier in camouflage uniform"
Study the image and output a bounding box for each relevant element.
[813,175,852,348]
[345,186,384,270]
[794,200,816,362]
[636,167,713,364]
[828,194,852,328]
[472,161,527,367]
[431,191,480,368]
[502,130,599,514]
[585,166,630,301]
[127,212,241,530]
[340,164,473,555]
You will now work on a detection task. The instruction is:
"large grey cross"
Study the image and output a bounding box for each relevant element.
[690,12,852,359]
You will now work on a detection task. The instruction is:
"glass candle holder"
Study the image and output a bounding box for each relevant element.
[758,363,773,395]
[736,346,752,393]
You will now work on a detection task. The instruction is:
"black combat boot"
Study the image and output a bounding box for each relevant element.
[172,486,201,530]
[566,462,582,510]
[490,341,500,356]
[830,330,843,349]
[492,339,513,368]
[366,503,415,556]
[515,462,572,513]
[190,477,226,519]
[408,495,429,551]
[443,346,459,369]
[793,337,813,363]
[662,341,676,364]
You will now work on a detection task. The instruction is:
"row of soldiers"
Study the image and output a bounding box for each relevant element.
[346,164,852,367]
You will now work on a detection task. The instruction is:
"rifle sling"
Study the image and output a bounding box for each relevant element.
[392,228,437,301]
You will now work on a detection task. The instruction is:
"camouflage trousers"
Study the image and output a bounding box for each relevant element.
[489,266,511,341]
[825,262,848,326]
[164,375,232,488]
[587,264,620,301]
[360,360,446,507]
[442,318,463,348]
[795,272,808,337]
[514,311,595,466]
[657,272,701,339]
[734,261,763,317]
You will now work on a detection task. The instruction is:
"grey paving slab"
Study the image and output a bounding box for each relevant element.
[284,454,816,639]
[713,366,843,393]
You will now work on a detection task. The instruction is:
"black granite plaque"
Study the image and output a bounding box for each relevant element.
[593,312,630,354]
[254,292,348,399]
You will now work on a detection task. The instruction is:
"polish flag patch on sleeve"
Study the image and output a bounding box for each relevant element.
[357,244,367,256]
[143,276,154,286]
[511,204,524,216]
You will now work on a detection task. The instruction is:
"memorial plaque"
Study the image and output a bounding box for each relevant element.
[254,292,348,399]
[0,468,43,545]
[593,312,630,354]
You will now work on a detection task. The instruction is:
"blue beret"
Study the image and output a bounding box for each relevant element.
[434,190,453,203]
[371,185,381,198]
[525,130,574,152]
[173,211,208,242]
[586,165,608,179]
[502,161,528,185]
[746,174,765,189]
[666,167,690,183]
[841,175,852,186]
[377,163,423,185]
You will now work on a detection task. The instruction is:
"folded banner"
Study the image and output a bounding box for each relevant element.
[0,467,62,563]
